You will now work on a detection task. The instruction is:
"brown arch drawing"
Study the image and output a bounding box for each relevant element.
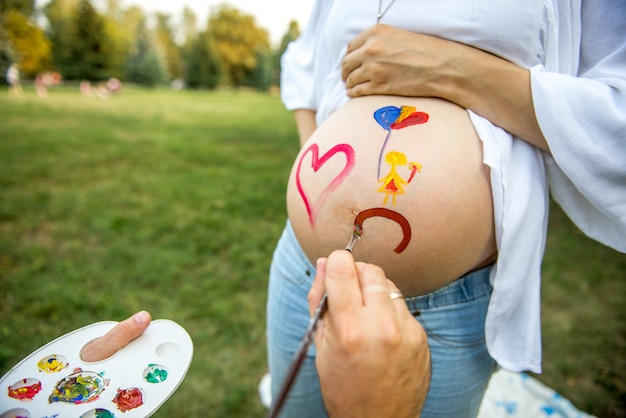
[354,208,412,253]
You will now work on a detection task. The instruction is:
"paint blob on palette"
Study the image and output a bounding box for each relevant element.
[0,320,193,418]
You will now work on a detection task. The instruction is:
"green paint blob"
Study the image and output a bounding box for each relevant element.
[143,364,168,383]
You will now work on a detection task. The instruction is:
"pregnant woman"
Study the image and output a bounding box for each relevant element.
[287,96,496,297]
[267,1,626,417]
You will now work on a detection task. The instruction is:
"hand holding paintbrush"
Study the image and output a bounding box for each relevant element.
[268,227,430,418]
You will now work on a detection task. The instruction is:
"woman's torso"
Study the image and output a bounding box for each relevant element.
[307,0,548,124]
[318,0,546,66]
[286,96,496,296]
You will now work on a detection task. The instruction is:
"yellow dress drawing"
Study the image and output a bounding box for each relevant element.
[377,151,421,205]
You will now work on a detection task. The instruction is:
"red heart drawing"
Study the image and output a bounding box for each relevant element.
[296,143,356,227]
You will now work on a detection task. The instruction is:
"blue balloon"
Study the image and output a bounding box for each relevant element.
[373,106,401,130]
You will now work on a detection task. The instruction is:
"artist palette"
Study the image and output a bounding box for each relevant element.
[1,319,193,418]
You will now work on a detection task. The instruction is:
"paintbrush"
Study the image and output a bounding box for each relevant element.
[268,225,362,418]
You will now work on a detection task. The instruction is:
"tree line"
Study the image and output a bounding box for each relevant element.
[1,0,301,90]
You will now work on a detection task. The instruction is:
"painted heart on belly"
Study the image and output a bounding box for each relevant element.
[296,143,356,227]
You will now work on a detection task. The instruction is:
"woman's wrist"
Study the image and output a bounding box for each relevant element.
[439,43,549,151]
[293,109,318,146]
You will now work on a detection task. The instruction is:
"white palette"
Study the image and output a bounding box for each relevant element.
[0,319,193,418]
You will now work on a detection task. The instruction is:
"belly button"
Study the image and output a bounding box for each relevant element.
[334,203,360,224]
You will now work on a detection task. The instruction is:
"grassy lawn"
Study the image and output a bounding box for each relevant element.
[1,86,624,417]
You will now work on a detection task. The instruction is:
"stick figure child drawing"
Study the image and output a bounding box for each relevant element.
[377,151,421,205]
[373,105,427,205]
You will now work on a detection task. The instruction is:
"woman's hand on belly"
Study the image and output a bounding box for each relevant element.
[287,96,496,296]
[341,24,548,151]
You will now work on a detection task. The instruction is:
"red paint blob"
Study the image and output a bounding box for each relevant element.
[113,387,144,412]
[8,378,42,400]
[390,111,429,129]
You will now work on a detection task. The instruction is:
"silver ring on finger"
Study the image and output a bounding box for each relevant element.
[389,291,404,300]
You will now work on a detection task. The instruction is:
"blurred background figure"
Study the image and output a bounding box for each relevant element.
[106,77,122,94]
[79,78,121,99]
[80,80,93,96]
[6,63,22,95]
[93,77,122,99]
[35,72,62,98]
[35,73,47,97]
[171,78,185,91]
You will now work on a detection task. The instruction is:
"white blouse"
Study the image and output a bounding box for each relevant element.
[281,0,626,373]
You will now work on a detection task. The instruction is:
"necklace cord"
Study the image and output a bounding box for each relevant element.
[377,0,398,23]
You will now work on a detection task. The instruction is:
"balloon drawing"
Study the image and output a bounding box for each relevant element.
[373,105,429,180]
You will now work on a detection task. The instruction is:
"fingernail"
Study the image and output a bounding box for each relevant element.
[316,258,327,270]
[133,311,150,325]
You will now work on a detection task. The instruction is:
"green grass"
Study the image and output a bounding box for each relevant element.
[0,86,297,416]
[538,205,626,417]
[1,86,624,417]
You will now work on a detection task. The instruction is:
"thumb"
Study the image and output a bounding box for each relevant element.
[80,311,151,362]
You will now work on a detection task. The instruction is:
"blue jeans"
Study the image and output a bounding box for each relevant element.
[267,221,497,418]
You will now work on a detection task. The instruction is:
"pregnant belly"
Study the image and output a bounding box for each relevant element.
[286,96,496,296]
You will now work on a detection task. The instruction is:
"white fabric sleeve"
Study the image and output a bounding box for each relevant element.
[279,0,330,111]
[531,1,626,252]
[471,112,548,374]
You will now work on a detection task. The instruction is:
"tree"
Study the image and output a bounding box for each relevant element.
[64,0,116,80]
[101,0,130,78]
[125,13,167,86]
[134,26,167,87]
[243,47,271,91]
[103,0,122,20]
[43,0,78,76]
[117,5,144,81]
[181,5,197,47]
[44,0,118,81]
[1,9,51,78]
[184,31,221,89]
[273,20,300,86]
[135,47,166,86]
[206,4,269,88]
[155,13,182,80]
[0,0,35,17]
